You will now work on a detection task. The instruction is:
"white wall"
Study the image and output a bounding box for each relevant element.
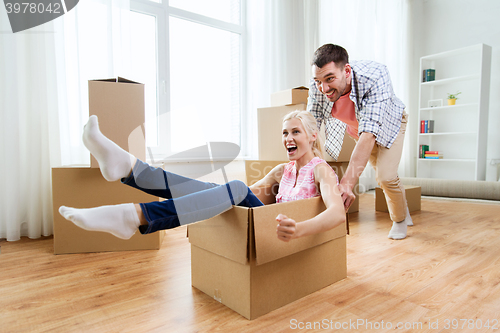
[410,0,500,180]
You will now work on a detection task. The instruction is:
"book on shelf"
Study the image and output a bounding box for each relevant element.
[419,144,429,158]
[424,151,443,159]
[420,120,434,133]
[427,120,434,133]
[422,69,435,82]
[424,155,443,159]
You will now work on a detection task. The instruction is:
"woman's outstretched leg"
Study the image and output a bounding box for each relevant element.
[59,180,263,239]
[139,180,263,234]
[83,115,137,181]
[64,116,264,239]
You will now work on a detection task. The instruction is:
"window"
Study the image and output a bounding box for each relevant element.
[169,0,240,24]
[129,10,158,147]
[129,0,244,161]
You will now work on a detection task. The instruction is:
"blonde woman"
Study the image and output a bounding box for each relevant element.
[59,111,345,242]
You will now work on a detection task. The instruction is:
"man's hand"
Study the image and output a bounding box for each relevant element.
[276,214,297,242]
[338,182,355,211]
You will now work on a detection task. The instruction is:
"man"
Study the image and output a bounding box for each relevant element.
[307,43,412,240]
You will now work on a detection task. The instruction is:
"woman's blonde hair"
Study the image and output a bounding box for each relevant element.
[282,110,324,159]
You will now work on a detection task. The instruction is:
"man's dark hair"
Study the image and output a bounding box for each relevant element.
[311,44,349,68]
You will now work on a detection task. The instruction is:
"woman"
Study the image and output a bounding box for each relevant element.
[59,111,345,242]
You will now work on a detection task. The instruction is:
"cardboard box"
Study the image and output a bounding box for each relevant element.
[88,77,146,168]
[244,160,359,214]
[375,185,421,213]
[52,167,164,254]
[188,196,347,319]
[257,105,355,162]
[270,86,309,106]
[258,104,306,161]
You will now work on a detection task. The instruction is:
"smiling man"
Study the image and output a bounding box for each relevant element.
[307,44,412,240]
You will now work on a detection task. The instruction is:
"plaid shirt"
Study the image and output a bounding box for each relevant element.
[307,60,405,160]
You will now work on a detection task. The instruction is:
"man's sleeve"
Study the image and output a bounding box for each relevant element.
[357,66,392,139]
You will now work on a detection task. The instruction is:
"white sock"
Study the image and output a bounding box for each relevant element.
[388,221,407,240]
[59,204,140,240]
[83,115,135,181]
[405,206,413,226]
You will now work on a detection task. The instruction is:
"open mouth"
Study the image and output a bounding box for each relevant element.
[326,90,335,98]
[287,145,297,154]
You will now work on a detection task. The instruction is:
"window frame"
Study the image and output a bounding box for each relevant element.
[129,0,246,162]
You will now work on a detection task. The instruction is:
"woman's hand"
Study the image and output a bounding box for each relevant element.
[276,214,297,242]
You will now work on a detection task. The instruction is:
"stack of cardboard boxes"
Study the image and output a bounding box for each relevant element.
[52,78,164,254]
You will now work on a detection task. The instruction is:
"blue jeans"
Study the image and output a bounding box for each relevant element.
[121,160,263,234]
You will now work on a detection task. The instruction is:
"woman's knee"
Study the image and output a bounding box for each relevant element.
[226,180,250,204]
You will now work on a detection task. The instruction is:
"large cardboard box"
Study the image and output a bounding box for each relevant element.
[375,185,421,213]
[244,160,359,214]
[257,105,355,162]
[188,196,347,319]
[270,86,309,106]
[88,77,146,168]
[52,167,164,254]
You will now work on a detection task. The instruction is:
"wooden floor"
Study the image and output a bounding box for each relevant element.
[2,193,500,333]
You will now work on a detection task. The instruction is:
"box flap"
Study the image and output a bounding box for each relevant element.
[252,196,346,266]
[89,77,142,84]
[117,77,142,84]
[91,78,117,83]
[188,206,249,265]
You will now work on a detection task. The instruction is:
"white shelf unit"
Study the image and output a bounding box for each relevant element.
[417,44,492,181]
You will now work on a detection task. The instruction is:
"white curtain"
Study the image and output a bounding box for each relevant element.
[317,0,412,191]
[0,17,61,241]
[244,0,319,157]
[0,0,131,241]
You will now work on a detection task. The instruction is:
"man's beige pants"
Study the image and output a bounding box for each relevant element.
[368,112,408,222]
